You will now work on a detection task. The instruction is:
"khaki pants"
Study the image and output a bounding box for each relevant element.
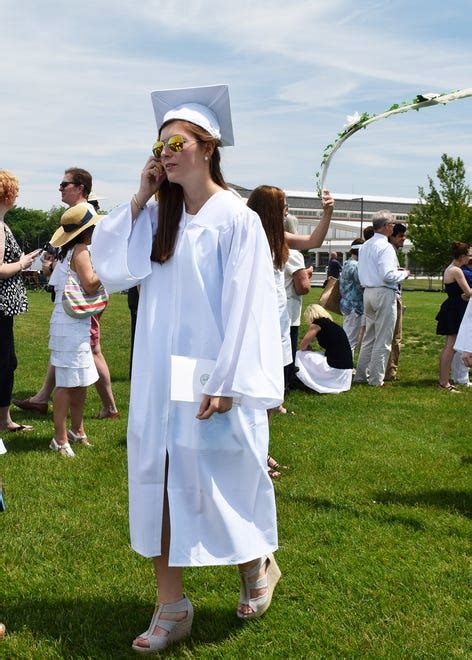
[385,296,402,381]
[342,310,363,353]
[354,287,397,386]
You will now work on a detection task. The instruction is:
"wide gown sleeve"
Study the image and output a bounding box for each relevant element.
[454,298,472,352]
[91,202,157,293]
[202,208,284,409]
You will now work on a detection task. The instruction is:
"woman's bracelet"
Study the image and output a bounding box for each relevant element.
[132,194,146,211]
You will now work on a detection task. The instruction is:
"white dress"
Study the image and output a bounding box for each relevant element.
[91,191,284,565]
[48,249,98,388]
[274,268,293,366]
[284,249,306,327]
[295,351,353,394]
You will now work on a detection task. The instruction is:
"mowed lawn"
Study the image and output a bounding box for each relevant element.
[1,289,471,659]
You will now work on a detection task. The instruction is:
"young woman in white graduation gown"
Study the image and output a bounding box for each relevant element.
[91,86,284,653]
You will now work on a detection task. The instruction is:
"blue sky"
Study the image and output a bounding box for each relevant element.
[1,0,471,210]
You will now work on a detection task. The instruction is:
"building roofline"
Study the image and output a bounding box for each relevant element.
[284,190,420,204]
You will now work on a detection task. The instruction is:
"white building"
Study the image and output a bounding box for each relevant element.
[234,185,416,269]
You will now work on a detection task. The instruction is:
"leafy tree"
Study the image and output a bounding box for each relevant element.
[408,154,472,273]
[4,206,63,251]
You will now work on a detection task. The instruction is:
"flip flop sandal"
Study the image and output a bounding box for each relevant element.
[3,424,33,433]
[437,383,460,393]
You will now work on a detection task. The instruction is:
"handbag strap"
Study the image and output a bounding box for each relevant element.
[66,245,76,277]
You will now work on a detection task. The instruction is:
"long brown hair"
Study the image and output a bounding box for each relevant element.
[151,120,228,263]
[247,185,289,270]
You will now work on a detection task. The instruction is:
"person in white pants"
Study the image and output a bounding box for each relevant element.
[354,211,409,387]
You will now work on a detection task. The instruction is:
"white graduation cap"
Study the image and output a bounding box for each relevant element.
[150,84,234,146]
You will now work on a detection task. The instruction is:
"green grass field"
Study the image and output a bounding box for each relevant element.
[2,289,471,659]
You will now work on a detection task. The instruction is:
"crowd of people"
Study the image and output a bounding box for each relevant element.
[1,83,471,653]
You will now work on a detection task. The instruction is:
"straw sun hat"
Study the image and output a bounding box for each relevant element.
[50,203,102,248]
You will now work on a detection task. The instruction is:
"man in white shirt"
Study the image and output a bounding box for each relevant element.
[354,210,409,386]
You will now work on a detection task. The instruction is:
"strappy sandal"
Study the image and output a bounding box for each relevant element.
[67,430,93,446]
[49,438,75,458]
[267,455,287,479]
[437,383,460,393]
[94,409,120,420]
[267,455,287,471]
[132,595,193,654]
[237,554,281,620]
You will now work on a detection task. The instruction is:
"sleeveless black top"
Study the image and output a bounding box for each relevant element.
[314,318,353,369]
[436,281,467,336]
[0,224,28,316]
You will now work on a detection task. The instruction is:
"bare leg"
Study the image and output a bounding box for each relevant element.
[29,363,56,403]
[134,468,185,649]
[439,335,457,387]
[69,386,87,436]
[0,406,12,427]
[53,387,70,444]
[92,343,118,416]
[0,405,32,431]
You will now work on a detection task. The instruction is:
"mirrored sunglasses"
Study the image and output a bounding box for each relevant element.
[152,134,200,159]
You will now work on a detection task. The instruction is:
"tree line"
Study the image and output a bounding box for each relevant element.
[407,154,472,273]
[5,206,64,253]
[5,154,472,273]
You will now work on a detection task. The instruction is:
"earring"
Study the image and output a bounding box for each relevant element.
[204,156,209,161]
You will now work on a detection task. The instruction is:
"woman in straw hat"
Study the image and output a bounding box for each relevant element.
[92,85,284,652]
[48,203,103,456]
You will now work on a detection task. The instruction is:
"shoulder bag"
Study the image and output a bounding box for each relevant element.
[62,247,108,319]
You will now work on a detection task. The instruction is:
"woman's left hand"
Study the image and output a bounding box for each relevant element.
[322,189,334,211]
[196,395,233,420]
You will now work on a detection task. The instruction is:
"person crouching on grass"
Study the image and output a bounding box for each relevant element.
[296,304,353,394]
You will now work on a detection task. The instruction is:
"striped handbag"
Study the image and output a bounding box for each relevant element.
[62,250,108,319]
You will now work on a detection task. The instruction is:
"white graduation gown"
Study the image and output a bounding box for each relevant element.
[91,190,284,565]
[454,297,472,352]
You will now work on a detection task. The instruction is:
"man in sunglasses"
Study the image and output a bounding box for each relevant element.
[59,168,93,208]
[354,210,410,387]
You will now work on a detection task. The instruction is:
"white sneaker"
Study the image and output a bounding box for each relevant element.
[49,438,75,457]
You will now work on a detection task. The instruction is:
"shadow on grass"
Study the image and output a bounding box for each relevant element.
[389,378,439,388]
[374,489,471,518]
[461,455,472,465]
[279,493,425,531]
[2,435,52,453]
[4,597,244,657]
